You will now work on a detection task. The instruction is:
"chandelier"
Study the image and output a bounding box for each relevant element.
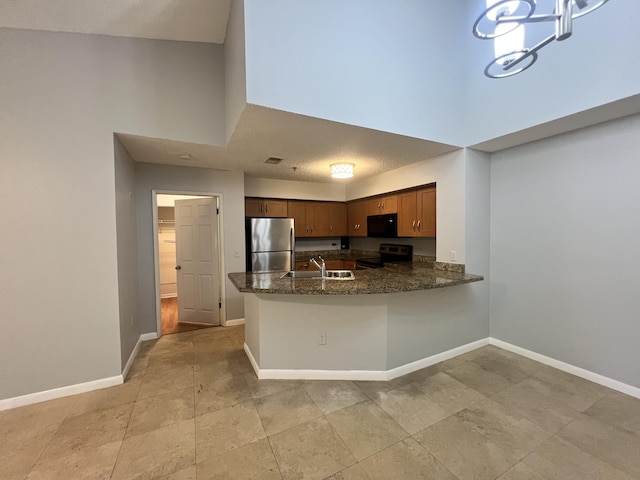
[473,0,610,78]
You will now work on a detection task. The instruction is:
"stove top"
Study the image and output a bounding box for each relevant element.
[355,244,413,269]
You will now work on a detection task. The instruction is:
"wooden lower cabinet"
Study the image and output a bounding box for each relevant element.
[296,259,354,271]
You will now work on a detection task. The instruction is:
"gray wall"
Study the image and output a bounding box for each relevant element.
[0,28,225,400]
[135,163,246,334]
[114,138,140,369]
[490,113,640,388]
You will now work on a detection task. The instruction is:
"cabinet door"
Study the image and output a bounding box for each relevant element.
[347,200,367,236]
[342,259,356,270]
[324,259,343,270]
[263,199,288,217]
[245,198,265,217]
[328,202,348,236]
[308,202,331,237]
[368,194,398,215]
[397,191,417,237]
[416,187,436,237]
[288,201,310,237]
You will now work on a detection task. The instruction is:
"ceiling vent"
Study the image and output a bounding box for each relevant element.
[264,156,283,165]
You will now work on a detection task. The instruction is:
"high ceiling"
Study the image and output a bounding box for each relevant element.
[0,0,231,43]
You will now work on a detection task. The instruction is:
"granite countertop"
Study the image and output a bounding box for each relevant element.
[228,262,483,296]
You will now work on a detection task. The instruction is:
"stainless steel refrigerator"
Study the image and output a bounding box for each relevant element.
[246,217,295,272]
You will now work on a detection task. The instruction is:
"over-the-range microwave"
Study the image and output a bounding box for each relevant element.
[367,213,398,238]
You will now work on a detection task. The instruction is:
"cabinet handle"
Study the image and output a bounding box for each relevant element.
[330,225,333,231]
[417,220,421,230]
[265,204,268,213]
[381,202,385,209]
[412,220,416,230]
[260,204,264,212]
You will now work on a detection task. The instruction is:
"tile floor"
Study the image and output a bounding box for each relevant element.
[2,325,640,479]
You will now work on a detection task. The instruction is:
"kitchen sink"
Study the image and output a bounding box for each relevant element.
[280,270,355,280]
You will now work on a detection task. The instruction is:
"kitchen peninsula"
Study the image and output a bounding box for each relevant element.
[229,256,483,381]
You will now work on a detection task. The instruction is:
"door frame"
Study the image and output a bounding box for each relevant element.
[152,189,227,336]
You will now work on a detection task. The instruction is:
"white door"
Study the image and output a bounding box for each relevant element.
[175,198,220,325]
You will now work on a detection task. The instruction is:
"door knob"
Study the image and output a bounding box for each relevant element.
[175,265,182,270]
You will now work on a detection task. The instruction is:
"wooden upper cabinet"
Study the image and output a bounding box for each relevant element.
[347,200,367,236]
[416,186,436,237]
[288,201,342,237]
[245,197,288,217]
[328,202,348,237]
[397,191,418,237]
[367,194,398,216]
[397,186,436,237]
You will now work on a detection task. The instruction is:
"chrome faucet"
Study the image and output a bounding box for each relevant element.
[309,255,326,277]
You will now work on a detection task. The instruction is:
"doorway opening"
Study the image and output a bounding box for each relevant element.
[154,192,224,336]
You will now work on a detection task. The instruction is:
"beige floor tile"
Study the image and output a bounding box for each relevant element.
[583,391,640,435]
[523,435,634,480]
[302,380,368,414]
[326,400,408,461]
[455,399,550,459]
[446,360,514,396]
[196,438,281,480]
[27,439,121,480]
[413,371,486,415]
[254,387,322,436]
[193,337,237,357]
[126,386,194,438]
[244,374,303,399]
[0,396,76,435]
[158,464,196,479]
[557,414,640,478]
[324,463,371,480]
[415,414,518,480]
[69,380,141,417]
[196,400,266,461]
[127,355,149,380]
[39,403,132,461]
[496,462,548,480]
[0,422,59,480]
[371,382,449,434]
[491,377,581,433]
[360,437,457,480]
[194,353,253,385]
[471,350,542,383]
[532,368,608,412]
[456,345,502,362]
[111,419,195,480]
[352,377,410,400]
[194,375,253,416]
[138,364,194,399]
[269,417,356,480]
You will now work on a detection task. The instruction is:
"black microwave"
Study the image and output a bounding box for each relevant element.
[367,213,398,238]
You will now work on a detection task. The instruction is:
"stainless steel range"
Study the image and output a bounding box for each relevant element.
[355,244,413,269]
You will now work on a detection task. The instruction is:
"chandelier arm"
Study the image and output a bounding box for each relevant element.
[502,34,555,72]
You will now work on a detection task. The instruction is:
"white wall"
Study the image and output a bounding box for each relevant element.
[243,0,467,146]
[114,138,140,369]
[463,0,640,146]
[490,113,640,388]
[135,163,246,331]
[244,177,346,201]
[0,28,225,400]
[224,0,247,142]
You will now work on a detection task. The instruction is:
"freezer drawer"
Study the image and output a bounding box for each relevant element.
[251,252,292,273]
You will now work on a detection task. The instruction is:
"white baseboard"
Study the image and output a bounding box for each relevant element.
[122,336,142,381]
[0,375,123,412]
[490,338,640,399]
[141,332,160,341]
[225,318,245,327]
[244,338,490,382]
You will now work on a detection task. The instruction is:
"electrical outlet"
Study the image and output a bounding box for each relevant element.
[450,251,457,262]
[234,249,241,258]
[318,333,327,345]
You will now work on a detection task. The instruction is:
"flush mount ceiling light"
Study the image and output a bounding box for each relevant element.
[330,163,355,179]
[473,0,609,78]
[178,154,192,161]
